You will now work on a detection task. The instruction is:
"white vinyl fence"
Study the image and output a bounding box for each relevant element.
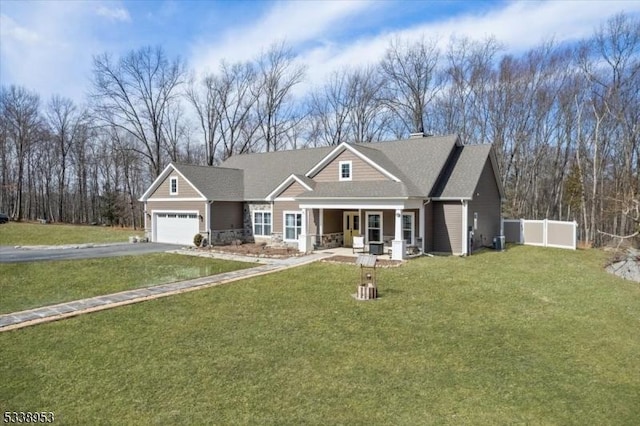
[503,219,577,250]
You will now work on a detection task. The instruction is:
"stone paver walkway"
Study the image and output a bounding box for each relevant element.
[0,251,331,332]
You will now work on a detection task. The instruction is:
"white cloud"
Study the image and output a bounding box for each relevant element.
[189,0,374,76]
[96,5,131,23]
[0,14,41,45]
[294,0,640,94]
[0,2,106,104]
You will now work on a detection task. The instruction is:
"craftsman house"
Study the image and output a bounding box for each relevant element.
[139,133,504,259]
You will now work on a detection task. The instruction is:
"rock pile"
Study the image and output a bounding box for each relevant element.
[606,248,640,283]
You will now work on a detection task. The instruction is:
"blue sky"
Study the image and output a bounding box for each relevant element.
[1,0,639,104]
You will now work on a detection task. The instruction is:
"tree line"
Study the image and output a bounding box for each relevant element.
[1,13,638,246]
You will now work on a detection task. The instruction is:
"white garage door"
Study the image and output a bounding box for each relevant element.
[155,212,199,245]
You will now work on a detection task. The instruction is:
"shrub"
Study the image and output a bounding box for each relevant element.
[193,233,203,247]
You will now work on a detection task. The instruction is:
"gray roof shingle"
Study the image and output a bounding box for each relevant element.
[169,134,492,201]
[174,163,244,201]
[431,144,493,199]
[221,147,332,199]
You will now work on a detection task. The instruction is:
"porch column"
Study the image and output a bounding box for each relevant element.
[298,208,313,253]
[392,209,405,260]
[319,208,324,247]
[419,202,425,253]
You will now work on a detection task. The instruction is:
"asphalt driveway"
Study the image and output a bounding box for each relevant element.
[0,243,181,263]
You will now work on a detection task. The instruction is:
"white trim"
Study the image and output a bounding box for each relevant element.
[266,174,314,201]
[305,143,401,182]
[431,197,472,201]
[139,163,174,201]
[300,197,410,200]
[170,176,178,195]
[252,209,273,237]
[300,202,406,210]
[151,209,199,243]
[365,211,383,243]
[462,201,469,255]
[299,198,421,210]
[402,212,415,246]
[139,163,208,201]
[339,160,352,181]
[206,201,212,240]
[274,197,296,202]
[146,197,206,202]
[283,210,303,242]
[419,203,425,252]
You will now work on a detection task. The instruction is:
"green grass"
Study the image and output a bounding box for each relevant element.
[1,246,638,424]
[0,222,143,246]
[0,254,255,314]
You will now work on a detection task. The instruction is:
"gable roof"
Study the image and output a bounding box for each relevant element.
[431,144,504,200]
[306,143,402,182]
[139,163,244,201]
[143,134,500,203]
[177,163,245,201]
[266,173,316,200]
[221,147,333,200]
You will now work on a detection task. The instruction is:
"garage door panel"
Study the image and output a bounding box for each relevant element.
[155,212,199,245]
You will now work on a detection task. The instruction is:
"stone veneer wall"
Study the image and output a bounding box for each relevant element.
[318,232,344,249]
[210,229,248,245]
[244,202,272,243]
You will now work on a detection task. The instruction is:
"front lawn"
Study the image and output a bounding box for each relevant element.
[0,253,255,314]
[1,246,638,424]
[0,222,142,246]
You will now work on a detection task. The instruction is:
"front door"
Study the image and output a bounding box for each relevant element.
[343,211,360,247]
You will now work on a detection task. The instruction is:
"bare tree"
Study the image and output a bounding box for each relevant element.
[254,42,306,152]
[348,66,390,143]
[91,46,186,177]
[0,85,42,221]
[46,95,87,221]
[379,36,442,135]
[307,70,353,146]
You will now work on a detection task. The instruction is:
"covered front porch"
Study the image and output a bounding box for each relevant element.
[296,199,426,260]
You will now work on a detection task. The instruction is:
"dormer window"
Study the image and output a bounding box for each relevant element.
[170,177,178,195]
[339,161,352,181]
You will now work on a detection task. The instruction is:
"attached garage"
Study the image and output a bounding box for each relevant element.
[154,212,199,245]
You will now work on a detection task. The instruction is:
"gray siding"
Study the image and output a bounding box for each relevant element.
[273,201,301,232]
[151,170,202,198]
[467,158,502,249]
[312,149,388,182]
[432,201,463,254]
[424,202,433,252]
[323,209,342,233]
[278,181,307,198]
[211,201,243,231]
[504,221,521,243]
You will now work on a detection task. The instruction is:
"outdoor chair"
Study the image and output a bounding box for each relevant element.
[353,236,365,254]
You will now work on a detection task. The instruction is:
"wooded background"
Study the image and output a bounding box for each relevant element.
[1,13,637,247]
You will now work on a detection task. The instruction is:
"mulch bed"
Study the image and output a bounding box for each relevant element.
[322,255,403,267]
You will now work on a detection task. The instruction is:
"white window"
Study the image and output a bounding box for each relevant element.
[170,177,178,195]
[366,212,382,243]
[402,212,415,245]
[253,211,272,236]
[339,161,352,181]
[284,211,303,241]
